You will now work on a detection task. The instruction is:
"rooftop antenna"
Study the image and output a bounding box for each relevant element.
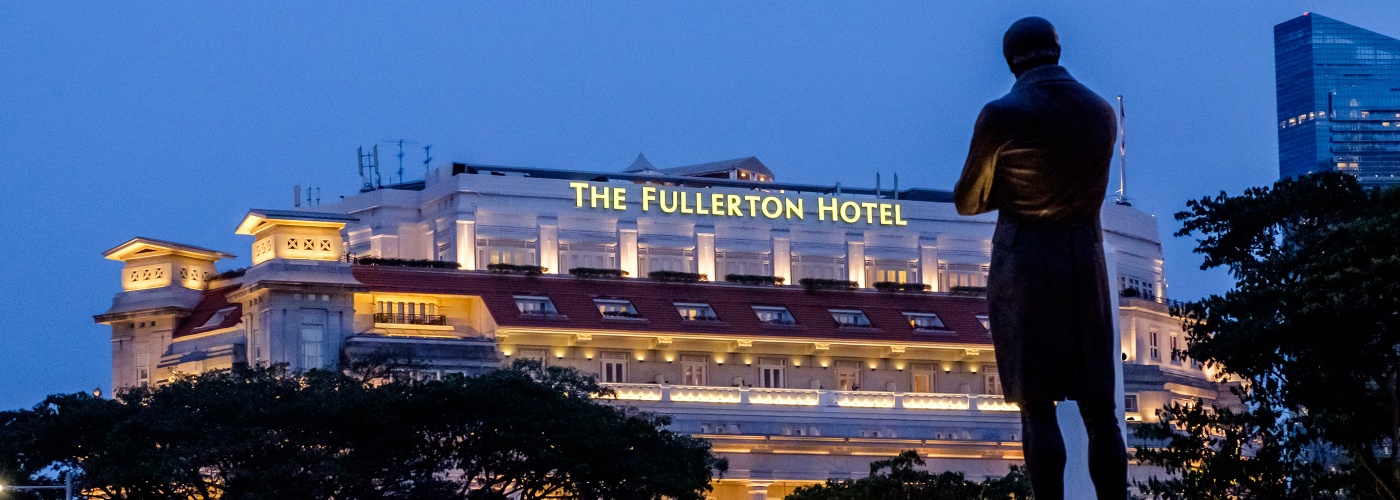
[358,145,382,192]
[422,145,434,178]
[893,173,899,200]
[875,172,882,198]
[1114,95,1132,206]
[294,184,301,207]
[383,139,420,185]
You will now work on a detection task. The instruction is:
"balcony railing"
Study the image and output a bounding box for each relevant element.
[373,313,447,326]
[598,383,1018,412]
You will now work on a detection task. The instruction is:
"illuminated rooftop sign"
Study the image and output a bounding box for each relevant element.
[569,182,908,226]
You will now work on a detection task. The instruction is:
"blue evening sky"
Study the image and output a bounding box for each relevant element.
[3,2,1398,409]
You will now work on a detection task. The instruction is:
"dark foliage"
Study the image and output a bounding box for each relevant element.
[357,257,460,269]
[873,281,931,292]
[0,361,725,499]
[486,263,546,275]
[1137,173,1400,498]
[723,274,785,286]
[648,270,706,283]
[784,450,1031,500]
[569,267,628,278]
[798,278,858,292]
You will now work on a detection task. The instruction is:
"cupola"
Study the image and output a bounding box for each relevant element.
[235,209,357,264]
[103,237,236,292]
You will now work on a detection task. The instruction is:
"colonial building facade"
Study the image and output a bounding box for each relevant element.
[95,156,1222,499]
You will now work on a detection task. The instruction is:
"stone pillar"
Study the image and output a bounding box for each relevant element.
[919,240,939,291]
[696,230,715,280]
[772,234,791,284]
[846,238,865,287]
[619,225,638,278]
[455,220,477,270]
[539,223,559,273]
[747,482,771,500]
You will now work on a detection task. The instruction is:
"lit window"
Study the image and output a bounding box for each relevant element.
[682,355,708,385]
[911,371,933,393]
[829,309,871,327]
[601,351,627,383]
[675,302,719,322]
[975,315,990,331]
[759,357,785,388]
[301,324,325,370]
[752,306,796,325]
[836,361,861,390]
[594,298,640,319]
[904,312,948,331]
[515,295,559,316]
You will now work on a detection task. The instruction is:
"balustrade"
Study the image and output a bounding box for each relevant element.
[598,383,1018,412]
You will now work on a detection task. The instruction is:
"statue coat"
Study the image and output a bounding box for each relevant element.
[954,64,1118,405]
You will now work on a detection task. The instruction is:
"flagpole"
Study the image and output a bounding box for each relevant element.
[1115,95,1130,206]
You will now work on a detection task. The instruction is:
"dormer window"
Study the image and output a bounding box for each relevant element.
[197,306,239,330]
[595,298,641,319]
[675,302,719,322]
[752,306,796,325]
[976,315,991,331]
[515,295,559,316]
[904,312,948,331]
[829,309,871,327]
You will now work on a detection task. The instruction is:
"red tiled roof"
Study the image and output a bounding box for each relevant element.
[351,266,992,346]
[172,285,241,339]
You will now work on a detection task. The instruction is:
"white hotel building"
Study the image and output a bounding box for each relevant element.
[96,155,1224,499]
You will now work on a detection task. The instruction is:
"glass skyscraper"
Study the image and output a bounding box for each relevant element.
[1275,13,1400,186]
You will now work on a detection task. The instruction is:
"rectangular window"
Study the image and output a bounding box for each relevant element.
[911,371,933,393]
[682,355,707,385]
[716,250,771,278]
[984,369,1002,395]
[517,348,548,362]
[675,302,719,322]
[904,312,948,331]
[829,309,871,327]
[1124,394,1139,413]
[594,298,641,319]
[478,238,537,266]
[560,243,618,273]
[837,363,861,391]
[639,246,694,274]
[752,306,796,325]
[759,358,785,388]
[301,324,325,370]
[939,262,987,290]
[791,254,845,282]
[867,259,917,286]
[1149,331,1160,360]
[1170,335,1181,364]
[136,348,151,386]
[601,357,627,383]
[515,295,559,316]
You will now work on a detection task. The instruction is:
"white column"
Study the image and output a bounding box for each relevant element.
[539,224,559,273]
[920,243,939,291]
[696,231,715,280]
[455,220,477,270]
[619,229,638,278]
[846,240,865,286]
[747,482,771,500]
[772,237,791,284]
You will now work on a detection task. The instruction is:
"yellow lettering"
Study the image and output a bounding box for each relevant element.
[727,195,743,216]
[761,197,782,218]
[659,190,679,213]
[569,182,588,207]
[694,192,709,215]
[744,195,761,217]
[642,187,657,211]
[860,202,877,224]
[680,192,694,214]
[818,197,838,221]
[840,201,861,224]
[613,188,627,210]
[785,198,803,219]
[879,203,893,225]
[590,186,610,209]
[711,193,725,216]
[895,204,908,226]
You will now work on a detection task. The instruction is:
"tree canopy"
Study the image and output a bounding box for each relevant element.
[0,360,725,499]
[783,450,1031,500]
[1135,173,1400,498]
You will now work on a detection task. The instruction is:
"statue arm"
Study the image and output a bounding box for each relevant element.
[954,104,1010,216]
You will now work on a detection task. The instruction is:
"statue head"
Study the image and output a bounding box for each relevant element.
[1003,17,1060,77]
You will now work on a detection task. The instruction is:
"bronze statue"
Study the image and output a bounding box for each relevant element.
[954,17,1127,500]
